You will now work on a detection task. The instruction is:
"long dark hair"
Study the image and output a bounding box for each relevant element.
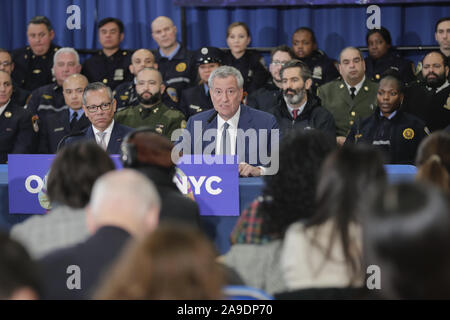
[306,144,386,282]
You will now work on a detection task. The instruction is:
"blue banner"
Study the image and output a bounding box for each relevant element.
[8,154,123,214]
[174,0,448,6]
[175,155,240,216]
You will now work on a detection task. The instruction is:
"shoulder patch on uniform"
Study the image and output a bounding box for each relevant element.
[166,87,178,103]
[403,128,414,140]
[443,95,450,110]
[176,62,187,72]
[120,95,129,101]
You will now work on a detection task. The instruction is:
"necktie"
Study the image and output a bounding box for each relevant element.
[70,112,78,130]
[292,109,299,120]
[350,87,356,99]
[221,122,230,155]
[97,131,107,150]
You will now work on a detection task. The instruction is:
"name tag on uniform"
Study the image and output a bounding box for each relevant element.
[53,127,64,132]
[114,69,124,81]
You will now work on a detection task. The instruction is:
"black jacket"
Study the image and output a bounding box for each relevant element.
[345,107,428,164]
[365,49,415,84]
[179,83,214,118]
[246,79,283,114]
[272,92,336,138]
[137,166,201,229]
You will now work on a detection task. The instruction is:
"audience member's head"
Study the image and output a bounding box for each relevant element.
[366,27,392,60]
[364,182,450,299]
[47,140,115,208]
[95,224,224,299]
[0,232,41,300]
[129,49,157,76]
[27,16,54,56]
[226,22,251,58]
[0,49,14,75]
[260,129,335,238]
[435,17,450,55]
[415,131,450,193]
[86,169,161,237]
[421,51,449,88]
[306,144,386,284]
[151,16,178,52]
[291,27,317,59]
[98,17,124,52]
[52,47,82,86]
[0,70,13,106]
[269,45,295,85]
[377,72,404,118]
[82,82,117,132]
[62,74,89,111]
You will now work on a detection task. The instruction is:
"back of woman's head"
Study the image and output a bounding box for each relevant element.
[47,141,116,208]
[306,144,386,282]
[364,182,450,299]
[261,129,335,237]
[416,131,450,193]
[95,224,224,300]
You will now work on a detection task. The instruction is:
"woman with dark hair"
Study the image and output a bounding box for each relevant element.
[222,129,335,295]
[364,182,450,299]
[223,22,270,95]
[279,144,386,295]
[10,141,115,258]
[95,224,225,300]
[365,27,415,84]
[415,131,450,193]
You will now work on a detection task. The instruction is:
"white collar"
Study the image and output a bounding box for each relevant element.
[285,98,307,117]
[344,76,366,95]
[92,119,114,135]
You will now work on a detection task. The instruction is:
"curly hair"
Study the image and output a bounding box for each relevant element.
[47,141,116,208]
[259,129,335,237]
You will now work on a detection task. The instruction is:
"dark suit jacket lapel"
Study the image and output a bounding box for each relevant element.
[202,114,218,155]
[237,105,253,163]
[107,123,125,154]
[61,110,70,132]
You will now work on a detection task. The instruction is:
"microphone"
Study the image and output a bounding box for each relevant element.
[56,130,86,152]
[207,111,218,124]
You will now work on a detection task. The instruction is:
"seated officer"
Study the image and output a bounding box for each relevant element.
[38,74,90,153]
[113,49,157,112]
[179,47,223,118]
[26,47,81,122]
[82,17,133,90]
[403,51,450,132]
[247,45,295,113]
[0,49,30,107]
[115,68,185,140]
[151,16,196,109]
[345,73,429,164]
[291,27,340,93]
[0,71,35,163]
[435,17,450,76]
[365,27,415,85]
[11,16,60,91]
[318,47,378,145]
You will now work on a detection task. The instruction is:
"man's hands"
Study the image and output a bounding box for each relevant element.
[238,162,262,177]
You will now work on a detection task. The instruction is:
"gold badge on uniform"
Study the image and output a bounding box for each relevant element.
[32,69,42,74]
[403,128,414,140]
[114,69,124,81]
[153,107,159,114]
[364,86,369,92]
[155,124,164,134]
[120,95,129,101]
[375,74,380,80]
[4,111,11,118]
[103,79,108,84]
[339,84,344,89]
[443,95,450,110]
[42,94,52,100]
[181,120,186,129]
[176,62,187,72]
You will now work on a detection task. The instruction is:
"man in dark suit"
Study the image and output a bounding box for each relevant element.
[63,82,132,154]
[39,169,161,299]
[178,66,280,177]
[38,74,90,153]
[0,71,35,163]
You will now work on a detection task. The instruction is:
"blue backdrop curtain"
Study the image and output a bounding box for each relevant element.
[1,0,449,64]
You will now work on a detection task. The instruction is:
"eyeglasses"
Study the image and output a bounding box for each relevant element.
[86,102,112,113]
[271,60,288,66]
[0,61,12,68]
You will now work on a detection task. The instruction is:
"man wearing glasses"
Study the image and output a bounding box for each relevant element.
[63,82,131,154]
[0,49,30,107]
[247,45,295,113]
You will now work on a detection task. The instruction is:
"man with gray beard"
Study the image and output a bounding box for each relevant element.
[271,59,336,138]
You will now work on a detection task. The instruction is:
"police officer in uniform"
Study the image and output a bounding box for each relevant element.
[38,74,90,154]
[179,47,223,118]
[0,49,30,107]
[82,18,133,91]
[403,51,450,132]
[318,47,378,145]
[11,16,60,92]
[435,17,450,79]
[115,68,186,140]
[247,45,294,113]
[291,27,340,94]
[26,48,82,122]
[346,73,429,164]
[151,16,196,111]
[274,60,336,138]
[364,27,415,85]
[0,71,35,163]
